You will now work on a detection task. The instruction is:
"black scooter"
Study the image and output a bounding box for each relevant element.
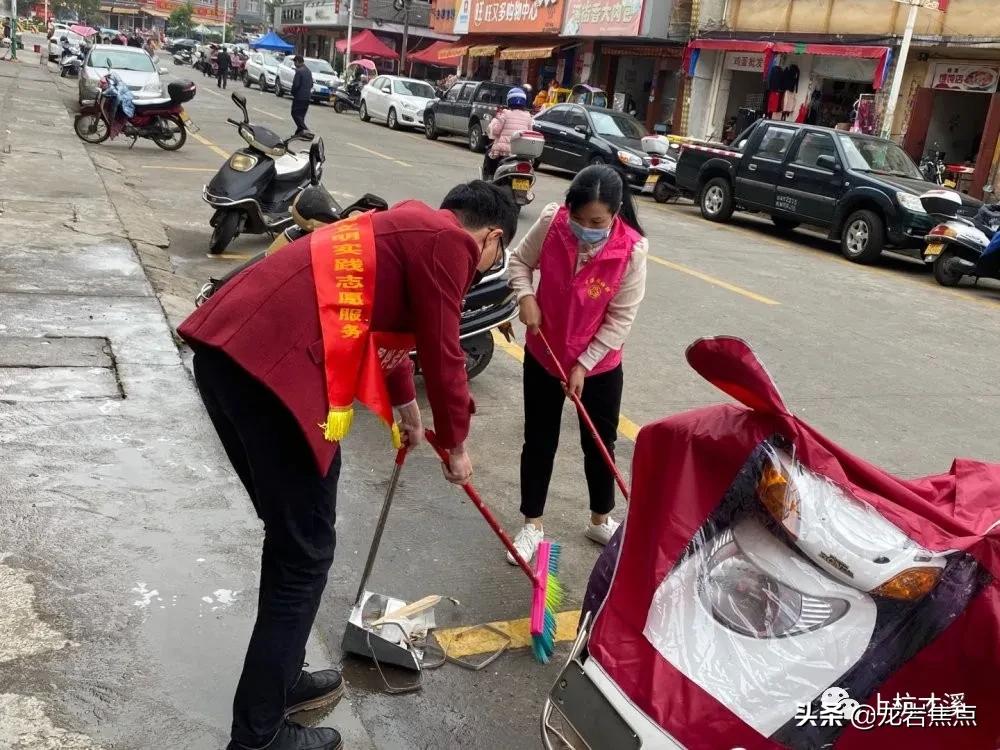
[203,92,327,254]
[197,186,516,378]
[172,48,192,65]
[332,81,362,114]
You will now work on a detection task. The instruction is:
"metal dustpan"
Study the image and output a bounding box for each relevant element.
[342,447,437,674]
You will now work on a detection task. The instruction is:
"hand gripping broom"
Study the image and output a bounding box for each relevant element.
[424,431,562,663]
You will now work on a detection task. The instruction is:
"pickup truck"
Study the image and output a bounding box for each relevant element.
[424,80,513,152]
[674,120,981,263]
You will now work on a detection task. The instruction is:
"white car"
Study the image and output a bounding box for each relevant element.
[274,56,340,104]
[79,45,167,105]
[359,75,436,130]
[244,50,282,91]
[49,30,85,62]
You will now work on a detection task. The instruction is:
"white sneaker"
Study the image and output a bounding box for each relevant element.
[585,517,620,546]
[506,524,544,566]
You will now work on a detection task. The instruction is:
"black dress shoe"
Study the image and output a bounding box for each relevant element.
[227,721,342,750]
[285,669,345,717]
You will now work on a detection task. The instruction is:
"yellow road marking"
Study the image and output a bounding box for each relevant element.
[208,252,253,260]
[142,165,217,172]
[654,202,1000,311]
[347,141,411,168]
[435,609,581,658]
[647,254,781,305]
[191,131,229,159]
[492,331,640,442]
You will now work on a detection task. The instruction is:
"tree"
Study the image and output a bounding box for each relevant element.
[54,0,102,24]
[168,2,195,34]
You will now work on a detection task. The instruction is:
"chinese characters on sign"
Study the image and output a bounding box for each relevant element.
[726,52,765,73]
[929,63,1000,93]
[560,0,643,37]
[796,688,977,731]
[458,0,565,33]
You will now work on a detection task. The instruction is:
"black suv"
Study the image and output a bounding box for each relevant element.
[675,119,983,263]
[424,80,513,152]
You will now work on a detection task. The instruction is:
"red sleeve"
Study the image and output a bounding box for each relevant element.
[385,357,416,407]
[407,227,477,449]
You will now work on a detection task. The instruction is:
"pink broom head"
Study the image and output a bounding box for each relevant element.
[530,540,562,664]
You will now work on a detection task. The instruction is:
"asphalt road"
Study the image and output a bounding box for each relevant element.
[53,54,1000,748]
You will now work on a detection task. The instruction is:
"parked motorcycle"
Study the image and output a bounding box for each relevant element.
[641,135,680,203]
[483,130,543,215]
[921,189,1000,286]
[332,80,362,114]
[74,74,196,151]
[203,92,326,254]
[60,46,83,78]
[172,48,192,65]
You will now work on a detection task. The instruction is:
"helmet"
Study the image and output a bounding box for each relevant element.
[506,87,527,107]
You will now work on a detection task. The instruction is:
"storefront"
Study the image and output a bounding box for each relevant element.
[685,39,891,141]
[902,61,1000,197]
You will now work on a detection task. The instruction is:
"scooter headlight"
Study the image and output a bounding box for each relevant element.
[699,532,849,638]
[229,153,258,172]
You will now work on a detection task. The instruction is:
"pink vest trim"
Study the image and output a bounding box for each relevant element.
[525,206,640,378]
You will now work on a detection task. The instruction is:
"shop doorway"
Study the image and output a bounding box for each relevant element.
[612,55,655,120]
[923,90,991,165]
[810,78,873,129]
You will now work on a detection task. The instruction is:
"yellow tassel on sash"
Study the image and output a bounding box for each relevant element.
[390,422,402,450]
[322,407,354,442]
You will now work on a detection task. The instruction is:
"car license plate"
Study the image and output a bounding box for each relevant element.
[645,174,660,187]
[512,178,530,191]
[925,242,944,259]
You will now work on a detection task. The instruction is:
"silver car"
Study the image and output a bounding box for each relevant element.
[79,45,167,105]
[244,50,282,91]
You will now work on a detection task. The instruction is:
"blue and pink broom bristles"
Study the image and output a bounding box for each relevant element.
[425,430,563,664]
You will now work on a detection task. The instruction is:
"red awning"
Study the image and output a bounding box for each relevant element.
[683,39,891,89]
[336,29,399,60]
[407,40,456,67]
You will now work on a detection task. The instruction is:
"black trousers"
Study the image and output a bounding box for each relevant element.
[217,68,228,88]
[519,350,623,519]
[192,347,340,747]
[482,152,500,181]
[291,101,309,133]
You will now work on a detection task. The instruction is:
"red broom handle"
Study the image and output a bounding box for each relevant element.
[424,430,539,586]
[535,329,630,502]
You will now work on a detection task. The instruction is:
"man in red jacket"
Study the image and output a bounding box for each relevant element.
[178,181,518,750]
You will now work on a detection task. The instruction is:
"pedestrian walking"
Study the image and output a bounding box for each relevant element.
[178,181,518,750]
[483,87,534,180]
[505,165,648,564]
[290,55,313,135]
[216,45,231,89]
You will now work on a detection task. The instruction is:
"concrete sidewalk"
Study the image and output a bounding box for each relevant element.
[0,55,372,749]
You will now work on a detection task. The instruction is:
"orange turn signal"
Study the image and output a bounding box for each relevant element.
[758,464,799,525]
[872,567,942,601]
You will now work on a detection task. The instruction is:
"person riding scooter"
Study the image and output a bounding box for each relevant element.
[483,87,534,181]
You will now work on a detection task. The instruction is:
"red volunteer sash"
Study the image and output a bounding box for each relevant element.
[310,213,408,448]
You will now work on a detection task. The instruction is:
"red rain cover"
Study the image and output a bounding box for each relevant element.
[588,337,1000,749]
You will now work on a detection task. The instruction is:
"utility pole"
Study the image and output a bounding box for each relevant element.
[880,0,920,140]
[395,0,410,73]
[221,0,228,43]
[11,0,17,60]
[345,0,354,67]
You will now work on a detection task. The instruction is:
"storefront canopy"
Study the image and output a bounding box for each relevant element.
[250,31,294,53]
[408,40,457,66]
[468,44,500,57]
[436,44,468,60]
[336,30,399,60]
[683,39,892,89]
[499,45,556,61]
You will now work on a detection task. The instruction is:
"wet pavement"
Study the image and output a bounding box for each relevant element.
[3,38,1000,749]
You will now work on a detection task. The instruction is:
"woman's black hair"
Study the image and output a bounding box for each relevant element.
[565,165,645,236]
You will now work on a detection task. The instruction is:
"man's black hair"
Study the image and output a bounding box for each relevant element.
[293,54,304,64]
[440,180,519,245]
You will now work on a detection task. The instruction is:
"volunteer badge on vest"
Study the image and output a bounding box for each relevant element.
[310,213,405,449]
[586,276,611,300]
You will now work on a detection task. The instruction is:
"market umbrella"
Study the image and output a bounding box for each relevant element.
[69,24,98,37]
[192,24,213,34]
[335,29,398,60]
[407,40,455,67]
[249,30,294,53]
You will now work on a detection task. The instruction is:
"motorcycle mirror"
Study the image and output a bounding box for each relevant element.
[159,67,168,74]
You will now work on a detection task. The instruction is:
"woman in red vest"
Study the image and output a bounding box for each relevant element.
[506,165,647,563]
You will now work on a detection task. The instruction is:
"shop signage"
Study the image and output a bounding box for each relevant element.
[452,0,564,34]
[726,51,764,72]
[431,0,460,32]
[560,0,643,37]
[303,1,342,25]
[929,63,1000,94]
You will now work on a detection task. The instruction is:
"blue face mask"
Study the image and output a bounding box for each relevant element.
[569,218,613,245]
